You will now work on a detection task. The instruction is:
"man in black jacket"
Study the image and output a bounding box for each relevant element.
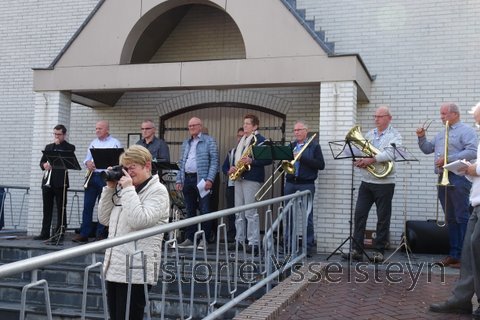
[284,120,325,257]
[34,124,76,240]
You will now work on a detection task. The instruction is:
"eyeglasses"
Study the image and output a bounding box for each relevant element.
[373,115,389,119]
[188,124,201,128]
[293,128,306,132]
[140,127,153,130]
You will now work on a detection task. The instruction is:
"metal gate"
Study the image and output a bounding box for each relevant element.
[159,103,285,211]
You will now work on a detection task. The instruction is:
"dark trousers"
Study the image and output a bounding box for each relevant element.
[438,173,471,260]
[106,281,150,320]
[353,181,395,253]
[182,174,212,242]
[80,173,105,238]
[41,186,68,236]
[284,182,316,251]
[451,205,480,303]
[225,185,236,240]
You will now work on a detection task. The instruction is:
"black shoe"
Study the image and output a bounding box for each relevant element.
[341,249,363,261]
[473,306,480,319]
[33,234,49,240]
[246,245,260,256]
[429,299,471,314]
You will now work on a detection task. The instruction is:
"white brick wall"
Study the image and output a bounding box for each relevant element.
[296,0,480,251]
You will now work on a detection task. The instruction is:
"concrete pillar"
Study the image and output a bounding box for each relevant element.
[27,91,72,235]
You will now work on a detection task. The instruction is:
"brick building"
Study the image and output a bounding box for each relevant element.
[0,0,478,253]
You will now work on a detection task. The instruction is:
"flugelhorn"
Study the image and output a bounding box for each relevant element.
[255,133,317,201]
[43,170,52,188]
[436,120,449,227]
[230,134,257,181]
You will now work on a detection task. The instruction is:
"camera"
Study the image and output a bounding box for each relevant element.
[101,165,124,182]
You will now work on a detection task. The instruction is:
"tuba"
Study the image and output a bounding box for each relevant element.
[229,134,257,181]
[346,125,393,178]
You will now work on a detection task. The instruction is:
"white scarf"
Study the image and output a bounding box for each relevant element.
[234,132,257,164]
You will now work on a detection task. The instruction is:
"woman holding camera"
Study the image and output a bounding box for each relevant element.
[98,145,170,320]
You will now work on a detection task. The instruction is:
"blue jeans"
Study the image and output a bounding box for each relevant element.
[284,182,316,251]
[438,173,471,260]
[353,181,395,253]
[182,174,212,242]
[80,173,105,238]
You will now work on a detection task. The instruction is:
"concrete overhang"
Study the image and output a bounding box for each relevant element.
[33,54,371,106]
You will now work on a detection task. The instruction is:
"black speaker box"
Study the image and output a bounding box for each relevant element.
[405,220,449,254]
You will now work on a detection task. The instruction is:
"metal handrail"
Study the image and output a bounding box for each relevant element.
[0,190,311,319]
[0,185,30,229]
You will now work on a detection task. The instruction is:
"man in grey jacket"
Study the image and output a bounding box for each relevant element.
[176,117,219,250]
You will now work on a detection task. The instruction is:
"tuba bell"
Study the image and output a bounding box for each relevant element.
[345,125,393,178]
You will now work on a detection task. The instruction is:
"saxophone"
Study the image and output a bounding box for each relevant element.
[229,134,257,181]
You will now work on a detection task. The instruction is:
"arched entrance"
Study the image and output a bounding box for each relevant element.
[160,103,285,210]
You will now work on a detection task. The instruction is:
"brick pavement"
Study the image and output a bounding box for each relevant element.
[236,252,477,320]
[274,263,472,320]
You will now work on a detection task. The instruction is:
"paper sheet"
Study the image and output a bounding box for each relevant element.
[443,159,471,176]
[196,178,210,198]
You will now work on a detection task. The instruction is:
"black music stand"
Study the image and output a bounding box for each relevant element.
[154,162,179,171]
[383,144,418,264]
[41,150,81,245]
[90,148,124,169]
[253,143,293,200]
[326,140,371,262]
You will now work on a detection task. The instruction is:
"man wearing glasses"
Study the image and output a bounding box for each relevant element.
[136,119,170,176]
[284,120,325,257]
[35,124,76,241]
[176,117,219,250]
[417,102,477,268]
[343,105,402,263]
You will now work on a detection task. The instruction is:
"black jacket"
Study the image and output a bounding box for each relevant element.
[40,141,76,188]
[285,140,325,183]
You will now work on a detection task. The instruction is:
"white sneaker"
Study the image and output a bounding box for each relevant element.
[178,239,194,248]
[197,239,206,250]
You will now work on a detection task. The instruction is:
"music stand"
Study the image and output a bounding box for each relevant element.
[154,162,179,171]
[383,144,418,265]
[41,150,81,245]
[253,143,293,200]
[326,139,371,262]
[90,148,124,169]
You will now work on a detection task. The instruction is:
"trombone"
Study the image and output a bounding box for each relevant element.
[255,133,317,201]
[436,120,450,227]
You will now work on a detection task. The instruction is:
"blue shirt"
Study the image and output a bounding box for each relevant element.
[418,121,477,174]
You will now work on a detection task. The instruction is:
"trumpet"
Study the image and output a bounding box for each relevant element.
[436,120,450,227]
[83,170,93,189]
[255,133,317,201]
[230,134,257,181]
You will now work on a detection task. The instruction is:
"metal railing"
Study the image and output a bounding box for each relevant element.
[0,190,311,319]
[0,185,30,230]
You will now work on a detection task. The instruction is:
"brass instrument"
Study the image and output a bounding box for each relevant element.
[43,170,52,188]
[229,134,257,181]
[83,170,93,189]
[436,120,450,227]
[255,133,317,201]
[346,125,393,178]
